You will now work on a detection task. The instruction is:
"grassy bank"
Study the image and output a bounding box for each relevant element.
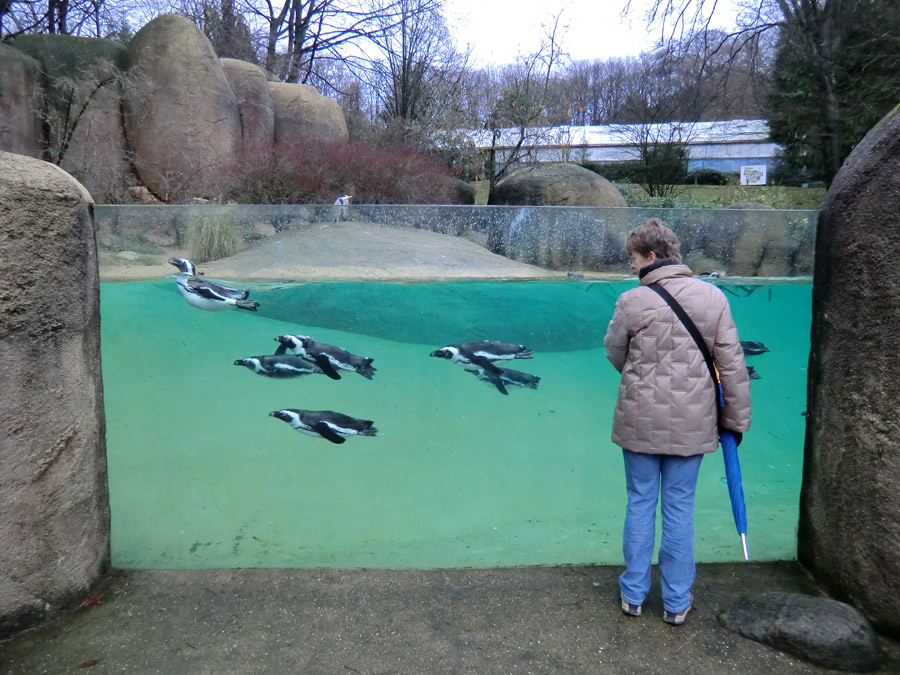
[619,183,826,210]
[474,181,826,210]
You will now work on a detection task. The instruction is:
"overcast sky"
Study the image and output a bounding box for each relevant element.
[445,0,740,66]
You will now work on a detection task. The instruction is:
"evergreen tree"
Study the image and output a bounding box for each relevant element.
[765,1,900,183]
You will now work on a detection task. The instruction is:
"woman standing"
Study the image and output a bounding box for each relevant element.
[604,218,751,625]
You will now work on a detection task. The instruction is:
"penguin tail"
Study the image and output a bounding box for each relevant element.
[515,349,534,359]
[358,365,376,380]
[358,423,378,437]
[236,300,260,311]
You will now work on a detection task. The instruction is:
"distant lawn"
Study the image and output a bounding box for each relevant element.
[619,183,826,210]
[472,181,826,210]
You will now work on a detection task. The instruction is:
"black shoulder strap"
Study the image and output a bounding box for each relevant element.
[646,282,719,391]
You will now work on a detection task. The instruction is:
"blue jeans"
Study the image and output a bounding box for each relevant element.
[620,449,703,613]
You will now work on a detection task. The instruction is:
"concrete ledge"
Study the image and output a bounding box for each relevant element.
[3,563,899,673]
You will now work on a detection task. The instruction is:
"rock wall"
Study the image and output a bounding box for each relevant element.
[798,103,900,636]
[0,44,42,157]
[0,15,350,203]
[269,81,348,145]
[221,58,276,154]
[123,14,243,200]
[0,152,109,639]
[12,34,131,203]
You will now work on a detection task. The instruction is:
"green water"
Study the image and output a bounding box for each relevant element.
[101,278,810,569]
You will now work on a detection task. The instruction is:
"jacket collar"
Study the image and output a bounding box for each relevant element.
[638,261,693,285]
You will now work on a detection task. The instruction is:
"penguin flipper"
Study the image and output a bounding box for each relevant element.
[490,377,509,395]
[274,343,288,356]
[184,278,229,301]
[470,355,502,374]
[312,422,346,444]
[313,354,342,380]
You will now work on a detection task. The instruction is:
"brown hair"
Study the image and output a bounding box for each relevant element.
[625,218,682,263]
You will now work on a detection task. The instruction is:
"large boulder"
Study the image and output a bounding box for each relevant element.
[0,152,109,638]
[268,82,349,145]
[0,44,42,157]
[488,163,628,207]
[483,164,629,271]
[718,592,879,672]
[123,14,242,200]
[12,34,131,203]
[220,58,275,155]
[798,103,900,636]
[725,203,792,277]
[482,204,635,272]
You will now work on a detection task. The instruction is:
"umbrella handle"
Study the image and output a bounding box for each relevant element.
[741,533,749,561]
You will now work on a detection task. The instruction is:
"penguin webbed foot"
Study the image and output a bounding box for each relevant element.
[358,423,378,437]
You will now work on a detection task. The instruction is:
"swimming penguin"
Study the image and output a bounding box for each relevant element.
[468,366,541,395]
[429,341,533,374]
[274,335,376,380]
[168,258,259,312]
[740,340,770,357]
[269,409,377,444]
[233,355,324,378]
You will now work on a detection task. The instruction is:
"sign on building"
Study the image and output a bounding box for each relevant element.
[740,165,767,185]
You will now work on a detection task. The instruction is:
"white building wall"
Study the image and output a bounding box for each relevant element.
[474,120,781,176]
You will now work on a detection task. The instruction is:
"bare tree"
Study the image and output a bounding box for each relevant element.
[236,0,425,84]
[625,0,900,183]
[477,13,567,197]
[364,0,468,127]
[1,0,128,37]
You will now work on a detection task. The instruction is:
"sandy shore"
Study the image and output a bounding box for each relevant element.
[99,221,565,282]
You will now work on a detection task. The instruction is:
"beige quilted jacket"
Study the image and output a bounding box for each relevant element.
[604,263,752,456]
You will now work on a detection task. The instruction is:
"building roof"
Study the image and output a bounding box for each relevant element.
[469,119,771,150]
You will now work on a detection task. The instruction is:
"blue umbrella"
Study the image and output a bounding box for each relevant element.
[718,383,748,560]
[720,429,749,560]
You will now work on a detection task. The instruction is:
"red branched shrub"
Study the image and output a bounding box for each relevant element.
[223,139,459,204]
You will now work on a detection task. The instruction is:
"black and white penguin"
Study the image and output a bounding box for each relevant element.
[274,335,376,380]
[740,340,770,357]
[233,355,324,378]
[269,409,378,444]
[332,194,352,222]
[429,340,533,374]
[468,366,541,396]
[168,258,259,312]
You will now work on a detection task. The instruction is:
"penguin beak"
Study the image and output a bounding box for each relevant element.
[430,349,449,359]
[234,359,246,366]
[269,411,284,420]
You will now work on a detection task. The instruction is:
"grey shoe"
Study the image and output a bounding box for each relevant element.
[620,597,642,617]
[663,594,694,625]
